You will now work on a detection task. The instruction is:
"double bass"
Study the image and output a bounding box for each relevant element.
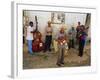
[32,16,44,52]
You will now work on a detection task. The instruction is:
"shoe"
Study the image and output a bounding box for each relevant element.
[78,54,82,57]
[56,63,64,67]
[78,54,80,56]
[48,48,51,52]
[61,62,64,64]
[43,50,47,53]
[31,52,36,56]
[60,64,64,67]
[56,63,62,66]
[79,55,83,57]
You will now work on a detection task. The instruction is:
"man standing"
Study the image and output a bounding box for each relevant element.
[26,21,35,55]
[44,21,53,52]
[78,25,87,57]
[56,27,68,66]
[76,22,81,41]
[68,27,76,49]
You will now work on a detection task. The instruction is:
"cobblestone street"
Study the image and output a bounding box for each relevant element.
[23,44,90,69]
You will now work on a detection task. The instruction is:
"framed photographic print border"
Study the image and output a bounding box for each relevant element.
[11,1,97,78]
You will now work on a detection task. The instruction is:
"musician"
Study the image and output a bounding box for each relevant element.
[68,27,76,49]
[76,22,81,42]
[44,21,53,52]
[78,25,87,57]
[26,21,35,55]
[56,27,68,66]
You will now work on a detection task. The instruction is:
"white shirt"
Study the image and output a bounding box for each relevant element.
[46,26,53,36]
[26,26,34,40]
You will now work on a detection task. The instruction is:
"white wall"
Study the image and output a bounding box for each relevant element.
[24,11,51,40]
[65,13,86,29]
[24,11,87,40]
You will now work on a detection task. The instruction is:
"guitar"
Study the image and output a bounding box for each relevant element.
[32,16,44,52]
[57,36,68,50]
[58,36,67,45]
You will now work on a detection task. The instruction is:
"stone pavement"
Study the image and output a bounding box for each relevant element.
[23,44,90,69]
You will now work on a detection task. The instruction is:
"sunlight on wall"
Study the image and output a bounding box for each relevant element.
[23,11,90,41]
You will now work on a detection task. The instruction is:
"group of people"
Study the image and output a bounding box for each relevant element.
[25,21,53,54]
[25,21,88,67]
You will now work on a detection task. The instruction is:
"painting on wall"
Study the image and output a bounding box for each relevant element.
[51,12,65,24]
